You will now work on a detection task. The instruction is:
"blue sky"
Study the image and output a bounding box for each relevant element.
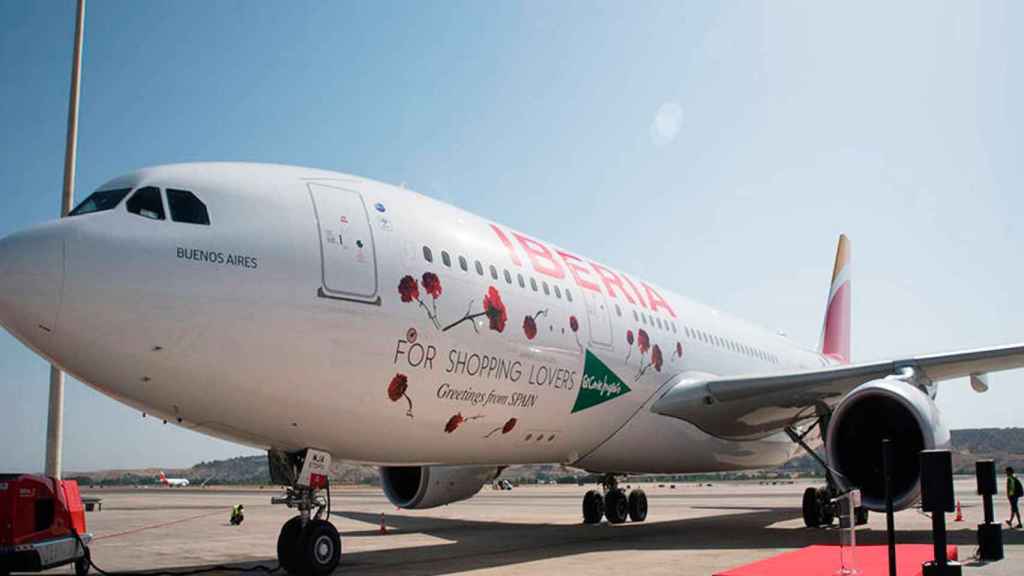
[2,1,1023,472]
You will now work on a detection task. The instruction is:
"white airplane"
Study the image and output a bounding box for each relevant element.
[1,162,1022,575]
[158,471,190,487]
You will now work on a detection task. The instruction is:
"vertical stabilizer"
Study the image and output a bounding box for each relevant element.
[820,235,851,363]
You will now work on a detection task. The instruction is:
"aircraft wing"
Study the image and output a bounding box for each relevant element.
[650,343,1024,440]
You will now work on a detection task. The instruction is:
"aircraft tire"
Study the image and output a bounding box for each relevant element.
[628,489,648,522]
[277,516,304,574]
[582,490,604,524]
[816,487,835,526]
[605,488,629,524]
[802,487,820,527]
[297,519,341,576]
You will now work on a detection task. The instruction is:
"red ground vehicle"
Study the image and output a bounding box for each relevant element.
[0,475,91,575]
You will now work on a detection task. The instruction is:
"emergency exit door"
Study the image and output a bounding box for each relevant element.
[582,288,613,348]
[308,183,379,304]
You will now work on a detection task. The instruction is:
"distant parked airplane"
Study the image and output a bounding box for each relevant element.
[2,162,1023,575]
[158,472,190,487]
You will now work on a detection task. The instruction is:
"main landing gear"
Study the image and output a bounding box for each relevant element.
[269,449,341,576]
[785,419,868,529]
[582,475,648,525]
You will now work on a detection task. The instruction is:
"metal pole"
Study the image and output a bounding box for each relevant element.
[882,439,897,576]
[45,0,85,480]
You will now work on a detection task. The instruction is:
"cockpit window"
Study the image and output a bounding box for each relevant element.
[68,188,132,216]
[167,189,210,225]
[126,186,165,220]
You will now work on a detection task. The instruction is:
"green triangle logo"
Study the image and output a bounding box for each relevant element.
[571,350,631,413]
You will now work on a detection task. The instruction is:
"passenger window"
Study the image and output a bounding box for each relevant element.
[633,310,639,322]
[554,285,562,299]
[166,189,209,225]
[69,188,131,216]
[459,256,468,272]
[656,318,663,330]
[565,290,573,302]
[530,277,538,292]
[490,265,499,280]
[614,304,621,317]
[126,186,165,220]
[504,269,513,284]
[423,246,433,263]
[542,281,550,295]
[475,260,484,276]
[442,251,452,267]
[518,274,525,288]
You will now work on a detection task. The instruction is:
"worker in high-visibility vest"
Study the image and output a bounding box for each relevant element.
[230,504,245,526]
[1008,467,1022,529]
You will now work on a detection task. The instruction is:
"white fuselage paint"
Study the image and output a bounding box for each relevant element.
[12,163,837,474]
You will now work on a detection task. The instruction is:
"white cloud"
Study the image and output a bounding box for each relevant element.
[650,100,684,147]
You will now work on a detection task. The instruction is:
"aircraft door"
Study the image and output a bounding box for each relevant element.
[308,182,379,304]
[582,288,613,348]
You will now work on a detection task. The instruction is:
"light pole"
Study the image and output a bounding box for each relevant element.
[45,0,85,480]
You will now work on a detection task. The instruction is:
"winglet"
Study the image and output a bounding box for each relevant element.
[820,235,851,364]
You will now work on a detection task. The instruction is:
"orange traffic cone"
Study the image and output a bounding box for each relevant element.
[955,500,963,522]
[379,512,387,535]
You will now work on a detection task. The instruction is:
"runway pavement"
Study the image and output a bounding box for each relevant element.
[54,478,1022,575]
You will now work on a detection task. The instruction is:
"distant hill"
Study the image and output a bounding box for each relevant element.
[68,427,1024,486]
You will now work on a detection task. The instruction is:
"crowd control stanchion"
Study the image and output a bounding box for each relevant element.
[882,439,897,576]
[833,489,861,576]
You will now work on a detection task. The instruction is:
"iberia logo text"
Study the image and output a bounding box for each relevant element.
[571,350,631,413]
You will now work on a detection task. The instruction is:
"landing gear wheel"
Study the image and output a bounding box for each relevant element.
[802,487,835,527]
[628,489,648,522]
[818,488,835,526]
[605,488,628,524]
[855,507,869,526]
[582,489,605,524]
[802,487,819,527]
[297,519,341,576]
[277,516,304,574]
[74,546,91,576]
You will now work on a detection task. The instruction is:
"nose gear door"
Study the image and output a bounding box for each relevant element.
[308,182,380,304]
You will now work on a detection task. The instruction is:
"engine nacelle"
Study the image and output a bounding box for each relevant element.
[380,465,502,509]
[826,378,949,511]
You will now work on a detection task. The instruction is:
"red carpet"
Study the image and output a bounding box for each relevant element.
[715,544,958,576]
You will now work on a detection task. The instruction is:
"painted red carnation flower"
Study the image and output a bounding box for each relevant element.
[651,344,663,372]
[398,275,419,302]
[387,374,408,401]
[626,330,634,345]
[482,286,507,332]
[387,373,413,418]
[569,315,579,332]
[485,417,519,438]
[637,329,650,354]
[445,413,465,433]
[421,272,442,299]
[523,315,538,340]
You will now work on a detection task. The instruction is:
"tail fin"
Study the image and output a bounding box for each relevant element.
[820,234,851,364]
[159,472,167,484]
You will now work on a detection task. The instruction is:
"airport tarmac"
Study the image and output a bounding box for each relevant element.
[58,478,1022,575]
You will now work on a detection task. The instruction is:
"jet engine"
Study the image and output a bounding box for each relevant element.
[380,465,502,509]
[826,378,949,511]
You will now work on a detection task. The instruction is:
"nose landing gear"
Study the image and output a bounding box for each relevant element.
[270,449,341,576]
[581,475,648,524]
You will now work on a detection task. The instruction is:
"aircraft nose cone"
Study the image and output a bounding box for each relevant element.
[0,224,65,346]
